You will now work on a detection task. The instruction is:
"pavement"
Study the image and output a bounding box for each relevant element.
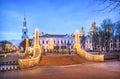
[0,61,120,79]
[40,54,88,66]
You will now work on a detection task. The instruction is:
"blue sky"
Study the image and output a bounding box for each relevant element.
[0,0,118,40]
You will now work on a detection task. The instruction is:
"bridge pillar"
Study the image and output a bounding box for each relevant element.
[25,38,29,54]
[74,30,81,51]
[33,28,40,56]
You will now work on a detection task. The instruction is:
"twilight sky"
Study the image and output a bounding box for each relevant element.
[0,0,118,40]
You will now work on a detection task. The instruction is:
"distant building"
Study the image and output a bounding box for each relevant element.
[89,22,99,51]
[110,26,120,52]
[19,17,120,53]
[85,35,93,51]
[79,27,86,49]
[0,40,17,54]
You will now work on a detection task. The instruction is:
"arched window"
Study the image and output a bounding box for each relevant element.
[42,40,44,44]
[68,40,70,44]
[57,40,59,44]
[71,40,73,44]
[64,40,66,44]
[46,41,48,44]
[61,40,63,44]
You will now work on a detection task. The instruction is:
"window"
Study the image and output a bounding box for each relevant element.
[111,44,112,48]
[64,46,66,49]
[114,39,116,42]
[42,40,44,44]
[111,40,112,43]
[61,40,63,44]
[57,40,59,44]
[90,40,91,43]
[114,44,116,48]
[68,40,70,44]
[87,40,88,43]
[46,41,48,44]
[64,40,66,44]
[54,40,55,44]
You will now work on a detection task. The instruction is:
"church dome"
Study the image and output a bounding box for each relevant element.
[80,27,85,36]
[90,21,98,32]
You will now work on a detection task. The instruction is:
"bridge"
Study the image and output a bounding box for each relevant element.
[18,29,105,69]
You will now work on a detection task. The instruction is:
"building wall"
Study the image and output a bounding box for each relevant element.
[110,38,120,52]
[85,37,93,51]
[40,36,74,52]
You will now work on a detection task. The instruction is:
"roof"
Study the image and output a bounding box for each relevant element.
[40,34,73,38]
[0,40,12,44]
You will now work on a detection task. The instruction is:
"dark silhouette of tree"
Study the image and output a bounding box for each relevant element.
[90,32,99,52]
[80,35,86,49]
[19,39,26,52]
[98,27,105,52]
[99,19,114,52]
[95,0,120,12]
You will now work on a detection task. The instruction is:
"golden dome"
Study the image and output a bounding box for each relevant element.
[90,21,98,32]
[80,27,85,36]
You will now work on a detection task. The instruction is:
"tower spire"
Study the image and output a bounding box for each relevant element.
[21,11,28,40]
[24,10,26,18]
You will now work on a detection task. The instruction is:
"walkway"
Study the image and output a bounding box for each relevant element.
[0,61,120,79]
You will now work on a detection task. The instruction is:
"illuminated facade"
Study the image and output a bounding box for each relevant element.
[49,38,54,50]
[40,34,74,52]
[110,35,120,52]
[0,41,17,53]
[85,35,93,50]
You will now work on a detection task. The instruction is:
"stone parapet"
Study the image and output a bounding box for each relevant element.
[18,48,41,69]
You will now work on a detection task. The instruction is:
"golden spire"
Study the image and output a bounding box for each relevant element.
[23,10,26,22]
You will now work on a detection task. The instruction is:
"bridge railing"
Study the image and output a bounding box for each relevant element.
[77,49,104,62]
[18,48,41,69]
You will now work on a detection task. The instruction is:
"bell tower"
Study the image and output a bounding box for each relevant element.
[21,16,28,40]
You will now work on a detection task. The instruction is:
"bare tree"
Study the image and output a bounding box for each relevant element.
[95,0,120,12]
[100,19,114,53]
